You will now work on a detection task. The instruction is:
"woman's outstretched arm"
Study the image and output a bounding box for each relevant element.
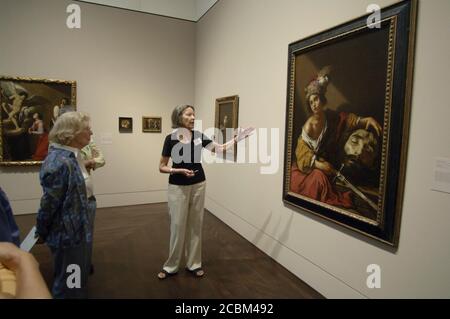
[207,127,255,153]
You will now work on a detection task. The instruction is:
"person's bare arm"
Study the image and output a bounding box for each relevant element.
[207,137,237,153]
[159,156,194,178]
[206,127,255,153]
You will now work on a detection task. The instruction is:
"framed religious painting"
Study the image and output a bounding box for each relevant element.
[214,95,239,161]
[142,116,162,133]
[0,76,76,166]
[282,0,417,247]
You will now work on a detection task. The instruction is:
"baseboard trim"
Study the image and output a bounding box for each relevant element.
[205,196,366,299]
[11,190,167,215]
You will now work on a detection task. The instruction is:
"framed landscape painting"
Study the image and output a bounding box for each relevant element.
[282,0,417,247]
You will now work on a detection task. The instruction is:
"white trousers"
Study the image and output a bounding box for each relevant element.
[163,181,206,273]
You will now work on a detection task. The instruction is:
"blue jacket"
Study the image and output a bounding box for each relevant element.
[36,146,92,248]
[0,187,20,246]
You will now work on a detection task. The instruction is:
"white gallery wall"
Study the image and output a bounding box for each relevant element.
[0,0,196,213]
[194,0,450,298]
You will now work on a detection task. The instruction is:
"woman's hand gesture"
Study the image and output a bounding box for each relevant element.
[234,127,255,143]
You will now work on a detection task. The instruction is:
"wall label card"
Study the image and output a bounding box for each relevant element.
[432,157,450,194]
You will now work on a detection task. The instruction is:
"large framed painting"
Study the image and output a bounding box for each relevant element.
[0,76,76,166]
[283,0,417,247]
[214,95,239,161]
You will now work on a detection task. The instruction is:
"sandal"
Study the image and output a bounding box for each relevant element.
[157,270,177,280]
[186,267,205,278]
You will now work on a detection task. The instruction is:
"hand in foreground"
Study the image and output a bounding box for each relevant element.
[0,242,51,299]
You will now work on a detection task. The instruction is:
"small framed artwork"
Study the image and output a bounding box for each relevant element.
[119,117,133,133]
[142,116,162,133]
[1,76,76,166]
[214,95,239,161]
[283,0,417,247]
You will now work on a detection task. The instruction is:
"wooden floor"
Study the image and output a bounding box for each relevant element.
[15,203,324,299]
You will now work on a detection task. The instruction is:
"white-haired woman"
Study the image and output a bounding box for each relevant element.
[157,104,253,279]
[35,111,95,298]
